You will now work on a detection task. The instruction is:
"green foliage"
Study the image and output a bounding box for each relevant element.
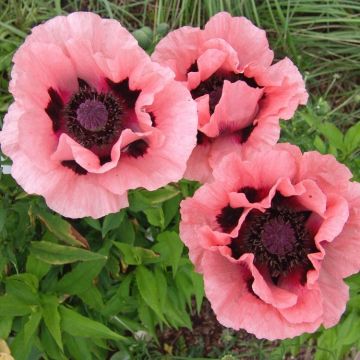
[0,0,359,359]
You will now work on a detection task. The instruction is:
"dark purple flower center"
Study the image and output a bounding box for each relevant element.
[187,62,262,145]
[219,192,316,282]
[76,99,108,131]
[44,78,152,175]
[216,187,259,233]
[261,218,296,256]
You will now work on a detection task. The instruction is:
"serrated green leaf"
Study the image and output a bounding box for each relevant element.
[113,242,159,265]
[30,205,89,248]
[30,241,107,265]
[42,295,63,350]
[191,271,204,314]
[60,306,126,341]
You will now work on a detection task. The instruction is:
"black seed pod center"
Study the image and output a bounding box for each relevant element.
[76,99,108,131]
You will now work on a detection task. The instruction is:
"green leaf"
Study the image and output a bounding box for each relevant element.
[0,295,32,316]
[24,311,42,346]
[117,216,135,245]
[153,231,184,276]
[78,286,104,310]
[6,273,39,305]
[63,334,93,360]
[135,266,166,323]
[154,267,167,311]
[42,295,63,350]
[0,317,12,339]
[30,205,89,248]
[138,297,156,336]
[144,207,165,228]
[39,324,67,360]
[337,312,360,346]
[26,254,51,280]
[113,242,160,265]
[30,241,107,265]
[191,271,204,314]
[54,258,106,294]
[102,211,125,238]
[84,217,102,231]
[344,122,360,155]
[314,135,327,153]
[163,194,181,228]
[0,204,6,232]
[319,122,344,150]
[60,306,126,341]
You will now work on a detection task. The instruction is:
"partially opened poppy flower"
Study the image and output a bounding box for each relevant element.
[153,12,308,182]
[180,144,360,339]
[0,12,197,218]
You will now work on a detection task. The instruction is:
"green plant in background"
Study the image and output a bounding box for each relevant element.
[0,0,359,359]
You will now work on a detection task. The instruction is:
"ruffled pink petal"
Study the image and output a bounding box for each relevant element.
[298,151,352,194]
[242,115,281,156]
[196,94,211,128]
[102,80,197,194]
[248,58,308,121]
[0,103,22,156]
[321,182,360,278]
[247,148,297,190]
[17,108,58,171]
[51,129,155,174]
[11,42,78,109]
[239,253,298,309]
[187,48,227,90]
[152,26,202,81]
[278,272,323,324]
[10,150,127,218]
[184,142,213,183]
[315,194,349,244]
[200,81,263,137]
[202,250,321,339]
[317,262,349,328]
[203,12,274,70]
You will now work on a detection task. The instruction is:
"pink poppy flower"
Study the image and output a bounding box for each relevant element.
[153,12,308,182]
[180,144,360,339]
[0,12,197,218]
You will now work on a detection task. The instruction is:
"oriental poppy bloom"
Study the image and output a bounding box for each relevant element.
[0,12,197,218]
[153,12,308,182]
[180,144,360,339]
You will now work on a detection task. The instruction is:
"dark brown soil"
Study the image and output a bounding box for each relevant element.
[157,299,281,359]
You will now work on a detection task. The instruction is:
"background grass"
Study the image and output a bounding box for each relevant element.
[0,1,359,359]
